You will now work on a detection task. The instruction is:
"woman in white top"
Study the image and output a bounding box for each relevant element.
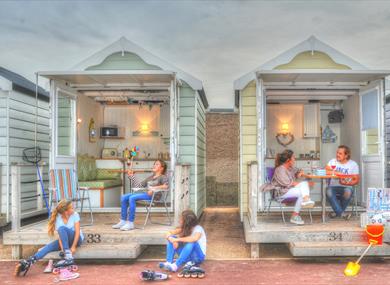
[159,210,206,272]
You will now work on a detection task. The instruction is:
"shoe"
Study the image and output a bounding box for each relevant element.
[43,259,54,273]
[290,215,305,225]
[342,213,352,220]
[120,221,134,231]
[158,262,171,271]
[112,220,126,229]
[301,200,315,208]
[166,263,178,272]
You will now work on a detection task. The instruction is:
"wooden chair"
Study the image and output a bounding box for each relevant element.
[49,169,93,226]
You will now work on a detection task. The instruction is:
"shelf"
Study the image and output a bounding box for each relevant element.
[100,137,125,139]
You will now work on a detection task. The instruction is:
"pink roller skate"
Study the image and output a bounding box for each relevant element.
[54,267,79,282]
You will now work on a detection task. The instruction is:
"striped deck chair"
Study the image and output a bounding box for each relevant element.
[49,169,93,226]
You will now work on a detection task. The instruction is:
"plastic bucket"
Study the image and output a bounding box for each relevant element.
[365,224,385,245]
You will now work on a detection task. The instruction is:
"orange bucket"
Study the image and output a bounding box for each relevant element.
[365,224,385,245]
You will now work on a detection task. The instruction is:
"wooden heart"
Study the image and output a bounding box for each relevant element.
[276,133,294,147]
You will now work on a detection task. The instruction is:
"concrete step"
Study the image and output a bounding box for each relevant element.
[289,241,390,257]
[44,242,144,260]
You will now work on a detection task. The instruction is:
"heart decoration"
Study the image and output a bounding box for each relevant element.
[276,133,295,147]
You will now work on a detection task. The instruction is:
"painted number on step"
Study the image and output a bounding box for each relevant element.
[328,232,343,241]
[86,234,101,243]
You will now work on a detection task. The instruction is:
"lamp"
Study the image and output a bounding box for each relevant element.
[140,123,149,133]
[276,122,294,147]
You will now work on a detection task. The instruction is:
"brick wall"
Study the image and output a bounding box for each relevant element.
[206,112,239,206]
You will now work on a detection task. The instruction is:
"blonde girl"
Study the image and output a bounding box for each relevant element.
[15,199,84,276]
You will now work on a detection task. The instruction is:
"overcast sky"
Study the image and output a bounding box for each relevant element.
[1,1,390,108]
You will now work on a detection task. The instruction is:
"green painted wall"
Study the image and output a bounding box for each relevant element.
[178,86,197,213]
[196,94,206,214]
[239,82,257,213]
[86,52,161,70]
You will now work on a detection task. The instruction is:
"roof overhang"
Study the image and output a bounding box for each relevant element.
[256,69,390,89]
[38,70,176,90]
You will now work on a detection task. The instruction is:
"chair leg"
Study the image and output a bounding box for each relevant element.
[86,190,93,226]
[309,209,313,224]
[267,199,272,215]
[142,203,152,230]
[279,203,286,224]
[164,200,172,226]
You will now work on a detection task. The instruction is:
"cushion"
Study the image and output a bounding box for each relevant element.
[96,168,122,180]
[79,179,122,189]
[86,156,97,180]
[77,155,88,181]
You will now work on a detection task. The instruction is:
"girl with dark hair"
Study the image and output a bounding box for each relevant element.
[271,149,315,225]
[112,159,169,231]
[159,210,206,273]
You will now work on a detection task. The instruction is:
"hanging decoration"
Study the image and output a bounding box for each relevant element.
[88,118,97,143]
[322,125,337,143]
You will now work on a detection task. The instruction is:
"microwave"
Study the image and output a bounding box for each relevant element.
[100,127,124,138]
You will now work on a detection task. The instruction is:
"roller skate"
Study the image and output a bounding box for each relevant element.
[52,258,78,275]
[177,262,205,278]
[14,256,36,277]
[53,267,79,282]
[139,270,169,281]
[43,259,54,273]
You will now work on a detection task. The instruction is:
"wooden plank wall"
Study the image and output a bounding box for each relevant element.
[240,83,257,215]
[0,90,50,216]
[178,86,197,214]
[196,94,206,214]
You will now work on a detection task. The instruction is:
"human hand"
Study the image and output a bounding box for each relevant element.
[70,246,77,254]
[168,236,178,243]
[127,170,134,176]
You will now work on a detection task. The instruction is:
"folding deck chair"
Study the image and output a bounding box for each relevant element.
[128,172,172,229]
[264,167,313,224]
[49,169,93,226]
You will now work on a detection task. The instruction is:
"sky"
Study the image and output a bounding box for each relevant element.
[1,0,390,108]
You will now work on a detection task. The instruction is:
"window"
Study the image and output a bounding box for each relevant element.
[362,89,379,155]
[57,91,75,156]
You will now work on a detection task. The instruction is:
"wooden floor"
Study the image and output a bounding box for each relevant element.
[244,213,386,244]
[3,213,175,246]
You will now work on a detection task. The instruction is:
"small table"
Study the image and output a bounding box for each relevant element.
[305,174,339,223]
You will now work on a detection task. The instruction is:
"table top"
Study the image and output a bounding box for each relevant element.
[305,174,338,179]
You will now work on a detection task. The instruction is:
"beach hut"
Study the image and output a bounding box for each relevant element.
[4,37,208,259]
[0,67,50,225]
[234,36,390,257]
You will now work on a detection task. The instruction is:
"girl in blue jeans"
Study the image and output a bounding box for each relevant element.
[112,160,169,231]
[159,210,207,272]
[15,199,84,276]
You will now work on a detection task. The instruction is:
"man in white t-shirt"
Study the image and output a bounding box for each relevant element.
[326,145,360,220]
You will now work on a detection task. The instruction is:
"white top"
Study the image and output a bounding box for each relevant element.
[327,158,359,187]
[55,212,84,240]
[192,225,207,255]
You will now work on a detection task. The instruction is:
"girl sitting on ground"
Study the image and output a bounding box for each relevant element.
[112,159,169,231]
[15,199,84,276]
[159,210,207,272]
[270,149,315,225]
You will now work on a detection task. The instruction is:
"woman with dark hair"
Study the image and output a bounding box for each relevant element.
[112,159,169,231]
[271,149,315,225]
[159,210,206,273]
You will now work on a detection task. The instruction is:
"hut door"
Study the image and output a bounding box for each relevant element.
[359,80,385,205]
[50,83,78,170]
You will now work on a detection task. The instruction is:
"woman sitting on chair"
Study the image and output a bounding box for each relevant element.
[271,149,315,225]
[112,159,169,231]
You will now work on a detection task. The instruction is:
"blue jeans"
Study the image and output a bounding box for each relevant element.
[166,236,205,267]
[34,226,83,260]
[326,186,353,216]
[121,192,152,222]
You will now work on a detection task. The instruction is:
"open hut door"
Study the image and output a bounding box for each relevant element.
[50,82,78,170]
[359,80,386,205]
